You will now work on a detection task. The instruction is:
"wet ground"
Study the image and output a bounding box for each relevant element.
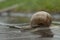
[0,25,60,40]
[0,16,60,40]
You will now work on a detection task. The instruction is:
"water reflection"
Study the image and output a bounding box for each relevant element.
[0,25,60,40]
[0,25,54,40]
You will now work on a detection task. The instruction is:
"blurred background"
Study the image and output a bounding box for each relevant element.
[0,0,60,40]
[0,0,60,24]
